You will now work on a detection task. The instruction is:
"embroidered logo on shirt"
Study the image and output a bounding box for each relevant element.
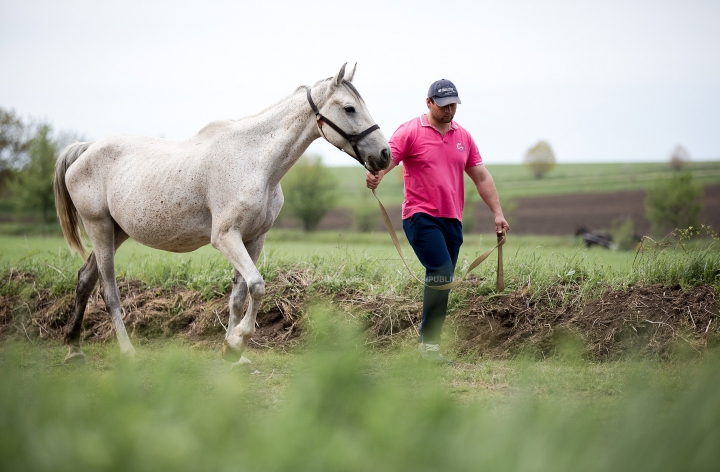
[456,143,466,152]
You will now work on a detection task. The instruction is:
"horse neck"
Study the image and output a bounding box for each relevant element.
[244,83,329,187]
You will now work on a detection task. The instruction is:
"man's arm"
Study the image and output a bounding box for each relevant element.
[366,160,398,189]
[466,164,510,234]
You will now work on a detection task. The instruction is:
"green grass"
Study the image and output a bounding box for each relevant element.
[0,232,653,307]
[0,231,654,270]
[1,231,718,304]
[1,309,719,471]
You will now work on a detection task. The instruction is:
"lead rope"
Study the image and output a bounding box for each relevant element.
[371,189,506,291]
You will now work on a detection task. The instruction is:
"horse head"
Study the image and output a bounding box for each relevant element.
[314,63,391,174]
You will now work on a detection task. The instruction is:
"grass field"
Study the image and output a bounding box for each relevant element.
[2,230,718,317]
[0,231,648,276]
[0,231,672,312]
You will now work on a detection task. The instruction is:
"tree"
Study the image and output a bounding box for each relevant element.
[523,140,556,179]
[644,171,703,236]
[351,189,380,232]
[670,144,691,171]
[9,124,59,224]
[281,154,338,231]
[0,107,32,196]
[0,107,31,170]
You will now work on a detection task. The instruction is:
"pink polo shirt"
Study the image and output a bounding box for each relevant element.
[389,114,482,221]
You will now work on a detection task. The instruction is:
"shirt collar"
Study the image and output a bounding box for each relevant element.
[420,113,458,131]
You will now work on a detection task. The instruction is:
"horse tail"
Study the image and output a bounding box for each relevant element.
[54,141,93,259]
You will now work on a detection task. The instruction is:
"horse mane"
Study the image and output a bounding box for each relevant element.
[341,80,365,102]
[233,76,363,123]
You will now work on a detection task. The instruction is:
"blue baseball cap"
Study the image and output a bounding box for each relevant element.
[428,79,461,107]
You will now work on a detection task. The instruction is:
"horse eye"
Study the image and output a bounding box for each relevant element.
[344,106,356,113]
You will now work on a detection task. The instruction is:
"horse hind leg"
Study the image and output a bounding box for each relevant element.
[65,221,132,361]
[63,252,100,363]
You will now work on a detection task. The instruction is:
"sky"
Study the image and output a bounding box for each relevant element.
[1,0,718,166]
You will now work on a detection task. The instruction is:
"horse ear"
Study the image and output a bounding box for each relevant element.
[333,63,347,86]
[344,62,357,82]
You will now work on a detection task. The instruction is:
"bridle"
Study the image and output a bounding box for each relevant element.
[304,84,380,170]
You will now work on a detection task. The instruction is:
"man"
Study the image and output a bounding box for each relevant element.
[366,79,509,364]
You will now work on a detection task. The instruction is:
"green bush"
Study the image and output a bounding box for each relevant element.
[281,154,338,232]
[611,217,639,251]
[645,172,703,236]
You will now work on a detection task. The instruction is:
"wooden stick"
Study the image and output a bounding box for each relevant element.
[496,230,505,292]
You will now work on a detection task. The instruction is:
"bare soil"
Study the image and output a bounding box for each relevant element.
[2,269,717,359]
[489,183,720,236]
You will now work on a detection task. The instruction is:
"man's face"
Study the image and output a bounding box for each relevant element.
[426,97,457,124]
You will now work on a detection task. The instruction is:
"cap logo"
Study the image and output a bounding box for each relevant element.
[437,87,455,94]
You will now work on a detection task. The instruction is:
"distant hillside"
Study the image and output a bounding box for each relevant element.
[275,184,720,237]
[276,161,720,236]
[306,161,720,207]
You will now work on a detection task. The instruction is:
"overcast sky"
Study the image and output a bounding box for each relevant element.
[1,0,718,166]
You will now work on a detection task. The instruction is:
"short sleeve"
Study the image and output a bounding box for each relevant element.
[388,119,417,165]
[465,132,483,168]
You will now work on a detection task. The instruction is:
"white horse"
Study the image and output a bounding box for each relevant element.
[53,64,390,364]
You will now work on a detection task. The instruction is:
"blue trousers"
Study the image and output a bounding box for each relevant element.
[402,212,463,344]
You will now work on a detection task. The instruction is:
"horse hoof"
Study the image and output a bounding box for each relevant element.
[231,356,253,371]
[64,347,87,364]
[222,342,243,363]
[121,347,137,361]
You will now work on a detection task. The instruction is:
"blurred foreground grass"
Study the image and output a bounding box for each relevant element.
[1,307,719,471]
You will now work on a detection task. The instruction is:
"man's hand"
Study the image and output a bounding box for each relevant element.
[366,170,382,189]
[366,160,396,190]
[495,216,510,235]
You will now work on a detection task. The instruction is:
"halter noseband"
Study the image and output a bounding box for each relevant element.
[304,85,380,169]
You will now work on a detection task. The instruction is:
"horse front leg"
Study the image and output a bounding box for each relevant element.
[215,232,266,363]
[226,269,248,336]
[224,268,254,368]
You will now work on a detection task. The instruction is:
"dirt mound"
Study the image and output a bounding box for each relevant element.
[1,269,309,350]
[1,270,717,359]
[456,284,717,359]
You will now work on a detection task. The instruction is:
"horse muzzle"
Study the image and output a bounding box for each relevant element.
[366,147,391,174]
